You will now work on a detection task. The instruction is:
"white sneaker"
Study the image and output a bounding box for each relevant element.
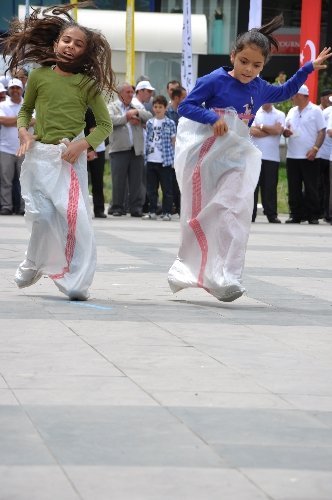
[142,213,157,220]
[161,213,172,221]
[15,269,43,289]
[213,284,245,302]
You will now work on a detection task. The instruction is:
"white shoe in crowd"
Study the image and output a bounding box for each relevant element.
[161,213,172,221]
[142,213,157,220]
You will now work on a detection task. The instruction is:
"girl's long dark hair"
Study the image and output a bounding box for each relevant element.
[233,14,284,61]
[2,2,117,97]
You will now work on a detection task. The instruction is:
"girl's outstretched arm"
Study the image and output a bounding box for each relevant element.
[312,47,332,70]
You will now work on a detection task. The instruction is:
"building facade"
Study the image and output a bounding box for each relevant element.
[1,1,331,90]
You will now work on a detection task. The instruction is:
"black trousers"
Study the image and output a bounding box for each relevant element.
[318,158,330,219]
[171,168,181,214]
[286,158,320,220]
[253,159,279,220]
[110,149,144,214]
[87,150,105,215]
[146,162,173,214]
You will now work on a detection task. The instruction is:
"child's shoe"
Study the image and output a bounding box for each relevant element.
[142,213,157,220]
[15,260,43,289]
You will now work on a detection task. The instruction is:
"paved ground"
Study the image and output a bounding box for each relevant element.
[0,212,332,500]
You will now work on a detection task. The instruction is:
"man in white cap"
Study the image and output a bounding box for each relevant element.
[131,80,154,212]
[283,84,326,224]
[0,78,25,215]
[132,80,155,111]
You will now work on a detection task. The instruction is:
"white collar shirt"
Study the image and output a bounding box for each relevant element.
[252,106,285,162]
[317,106,332,160]
[0,97,23,154]
[285,102,326,159]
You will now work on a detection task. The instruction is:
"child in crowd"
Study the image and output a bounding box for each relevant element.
[143,95,177,221]
[3,2,115,300]
[166,86,187,216]
[168,14,331,302]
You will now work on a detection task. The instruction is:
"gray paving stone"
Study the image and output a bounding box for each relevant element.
[64,466,270,500]
[168,407,332,446]
[1,213,332,500]
[13,377,158,406]
[25,405,225,467]
[213,443,332,470]
[0,466,80,500]
[242,469,332,500]
[149,391,292,409]
[0,406,55,465]
[0,389,18,405]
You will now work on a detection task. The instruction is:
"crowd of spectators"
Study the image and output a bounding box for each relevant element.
[0,68,331,224]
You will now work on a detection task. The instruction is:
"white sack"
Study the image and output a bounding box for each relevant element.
[168,109,261,300]
[18,140,96,299]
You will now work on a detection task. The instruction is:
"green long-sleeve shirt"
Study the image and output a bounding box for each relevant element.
[17,66,112,150]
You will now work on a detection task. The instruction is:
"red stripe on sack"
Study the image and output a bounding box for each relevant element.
[189,218,208,287]
[191,136,216,217]
[189,136,216,287]
[49,166,80,280]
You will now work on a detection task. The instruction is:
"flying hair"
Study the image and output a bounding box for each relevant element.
[2,1,117,98]
[233,14,284,62]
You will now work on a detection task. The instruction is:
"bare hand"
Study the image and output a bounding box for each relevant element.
[87,150,97,161]
[17,128,37,156]
[283,128,293,138]
[61,138,90,164]
[249,126,261,137]
[306,148,317,161]
[313,47,332,70]
[126,109,139,121]
[212,118,228,137]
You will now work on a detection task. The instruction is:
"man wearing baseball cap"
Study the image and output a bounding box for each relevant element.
[283,84,326,224]
[0,78,25,215]
[135,80,155,92]
[131,80,154,213]
[132,80,155,110]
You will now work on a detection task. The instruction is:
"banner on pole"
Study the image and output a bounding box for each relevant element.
[299,0,321,102]
[248,0,262,29]
[25,0,30,18]
[181,0,194,93]
[70,0,78,21]
[126,0,135,85]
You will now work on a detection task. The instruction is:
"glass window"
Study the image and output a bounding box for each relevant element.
[161,0,238,55]
[145,52,181,95]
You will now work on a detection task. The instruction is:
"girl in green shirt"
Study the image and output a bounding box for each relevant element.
[3,2,116,300]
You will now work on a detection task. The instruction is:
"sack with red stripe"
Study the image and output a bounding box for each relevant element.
[168,109,261,302]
